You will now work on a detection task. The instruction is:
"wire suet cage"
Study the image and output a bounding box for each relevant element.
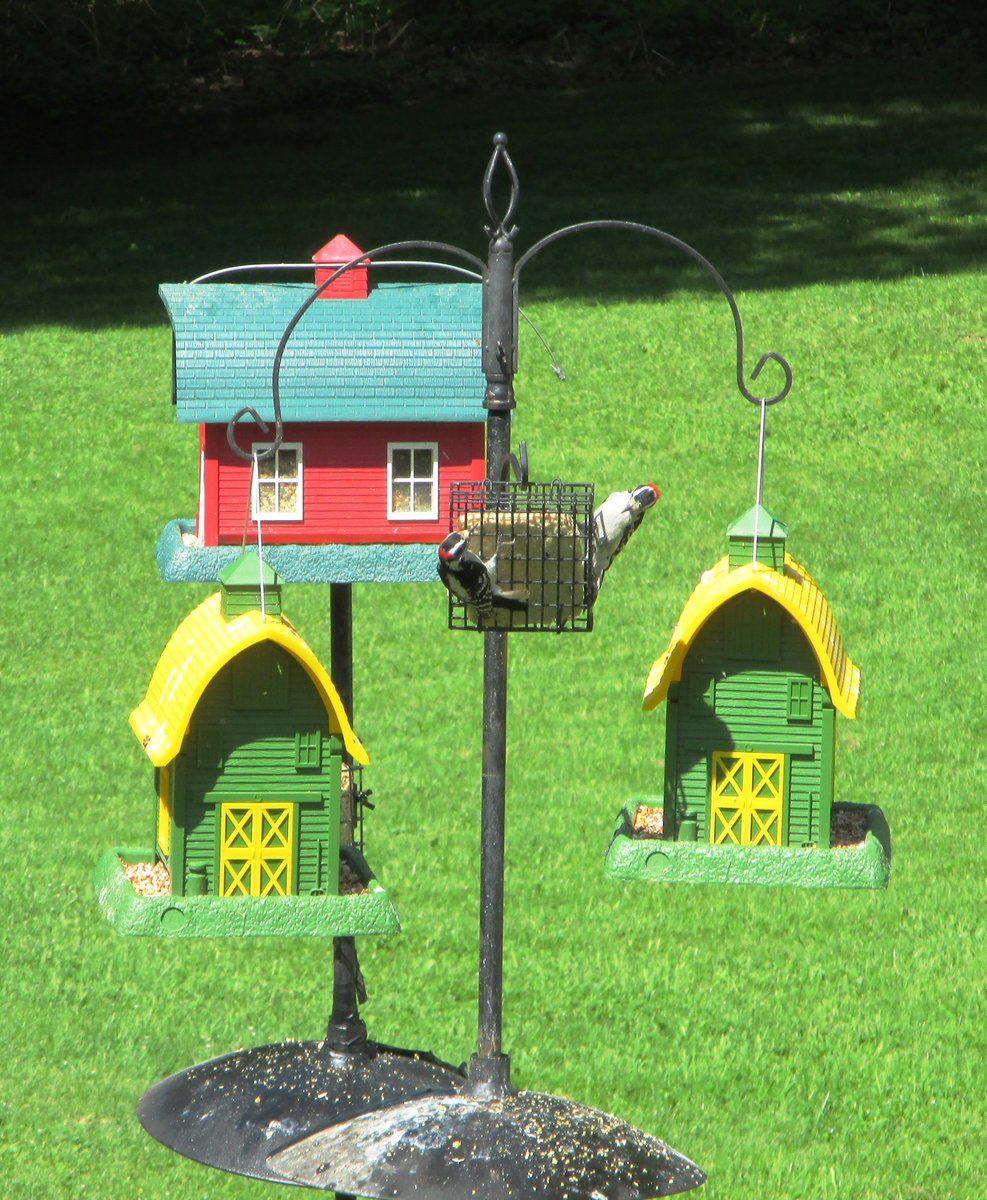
[447,469,596,633]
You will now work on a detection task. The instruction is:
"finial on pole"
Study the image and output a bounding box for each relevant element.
[483,133,520,241]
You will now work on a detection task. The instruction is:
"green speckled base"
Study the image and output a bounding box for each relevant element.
[94,847,401,937]
[156,519,440,584]
[604,799,891,889]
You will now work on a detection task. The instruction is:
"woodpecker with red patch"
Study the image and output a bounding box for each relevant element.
[590,483,660,598]
[437,531,528,618]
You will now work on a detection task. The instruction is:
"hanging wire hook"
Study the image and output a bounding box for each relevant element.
[515,220,793,408]
[518,308,566,381]
[227,407,279,462]
[497,440,529,487]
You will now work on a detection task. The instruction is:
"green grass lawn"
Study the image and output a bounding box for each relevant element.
[2,57,985,1200]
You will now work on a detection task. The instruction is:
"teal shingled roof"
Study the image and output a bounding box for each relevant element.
[160,281,484,424]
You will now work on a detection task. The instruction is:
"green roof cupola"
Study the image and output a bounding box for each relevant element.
[728,505,789,571]
[219,554,283,619]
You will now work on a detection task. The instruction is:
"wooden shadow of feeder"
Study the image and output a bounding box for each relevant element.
[447,461,596,633]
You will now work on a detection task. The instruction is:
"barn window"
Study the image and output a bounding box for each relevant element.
[295,729,323,770]
[388,442,438,519]
[251,442,303,521]
[787,679,814,723]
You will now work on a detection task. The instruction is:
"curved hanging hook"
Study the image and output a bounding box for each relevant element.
[227,407,278,461]
[515,220,793,408]
[497,440,529,487]
[224,238,487,462]
[483,132,520,241]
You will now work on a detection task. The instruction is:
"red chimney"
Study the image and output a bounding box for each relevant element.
[312,234,370,299]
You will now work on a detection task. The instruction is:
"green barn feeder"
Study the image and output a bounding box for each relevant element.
[605,505,891,889]
[95,554,398,936]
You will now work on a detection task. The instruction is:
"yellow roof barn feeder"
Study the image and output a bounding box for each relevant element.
[606,506,890,889]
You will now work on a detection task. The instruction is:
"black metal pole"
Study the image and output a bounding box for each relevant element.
[326,582,368,1052]
[468,135,518,1097]
[474,629,508,1065]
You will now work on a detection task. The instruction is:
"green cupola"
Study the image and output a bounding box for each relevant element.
[727,505,789,571]
[219,554,283,619]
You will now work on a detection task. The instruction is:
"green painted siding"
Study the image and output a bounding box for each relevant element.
[728,537,786,571]
[166,642,343,895]
[727,506,789,571]
[664,593,835,847]
[663,684,681,835]
[170,756,188,895]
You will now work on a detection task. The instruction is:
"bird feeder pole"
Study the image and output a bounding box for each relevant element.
[469,133,518,1096]
[325,581,368,1053]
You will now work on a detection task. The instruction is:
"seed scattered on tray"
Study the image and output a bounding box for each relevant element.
[632,805,664,837]
[122,857,369,896]
[631,804,868,847]
[123,858,171,896]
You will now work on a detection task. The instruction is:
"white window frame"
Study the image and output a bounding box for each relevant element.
[251,442,304,522]
[387,442,439,521]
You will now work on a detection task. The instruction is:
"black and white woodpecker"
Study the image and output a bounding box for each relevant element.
[437,531,528,618]
[590,483,661,597]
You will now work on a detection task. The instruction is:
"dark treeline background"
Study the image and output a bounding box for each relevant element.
[3,0,982,123]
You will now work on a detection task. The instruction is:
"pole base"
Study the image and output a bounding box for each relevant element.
[137,1039,464,1186]
[138,1039,706,1198]
[465,1050,513,1097]
[271,1084,706,1198]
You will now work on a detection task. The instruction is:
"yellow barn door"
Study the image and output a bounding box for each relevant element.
[220,802,295,896]
[710,752,785,846]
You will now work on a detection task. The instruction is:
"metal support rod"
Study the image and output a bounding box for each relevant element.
[326,583,368,1052]
[752,398,768,567]
[476,629,508,1063]
[468,134,519,1098]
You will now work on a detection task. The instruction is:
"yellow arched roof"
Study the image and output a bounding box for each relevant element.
[130,592,369,767]
[643,553,860,718]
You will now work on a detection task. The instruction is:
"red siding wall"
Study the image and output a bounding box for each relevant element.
[200,423,218,543]
[205,421,485,545]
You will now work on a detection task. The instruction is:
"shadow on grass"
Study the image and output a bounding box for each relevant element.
[2,56,984,332]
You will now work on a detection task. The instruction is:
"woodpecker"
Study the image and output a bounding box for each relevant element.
[437,531,528,618]
[590,483,660,597]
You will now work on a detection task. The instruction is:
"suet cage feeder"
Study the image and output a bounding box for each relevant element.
[447,477,596,632]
